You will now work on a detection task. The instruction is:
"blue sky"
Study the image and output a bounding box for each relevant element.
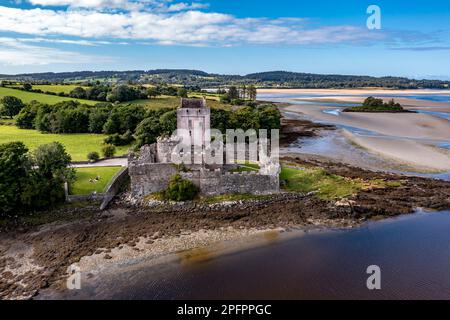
[0,0,449,78]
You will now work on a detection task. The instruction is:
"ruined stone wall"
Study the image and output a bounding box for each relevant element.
[179,169,279,197]
[129,163,178,197]
[156,137,179,163]
[129,164,279,198]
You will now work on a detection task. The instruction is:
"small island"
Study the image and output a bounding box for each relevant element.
[343,96,415,113]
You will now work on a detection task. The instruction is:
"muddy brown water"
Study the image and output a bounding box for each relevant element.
[38,210,450,300]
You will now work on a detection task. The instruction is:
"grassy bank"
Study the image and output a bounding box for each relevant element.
[0,126,130,161]
[71,166,122,195]
[280,165,400,200]
[0,87,96,105]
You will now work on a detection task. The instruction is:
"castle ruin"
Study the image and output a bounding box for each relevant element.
[128,98,280,198]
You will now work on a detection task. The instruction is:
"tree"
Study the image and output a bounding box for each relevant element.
[88,108,110,133]
[0,142,31,215]
[257,105,281,130]
[87,151,100,162]
[103,112,122,134]
[23,83,33,91]
[21,142,74,210]
[363,96,384,107]
[102,144,116,158]
[241,85,247,99]
[147,87,159,99]
[106,85,140,103]
[16,101,40,129]
[33,142,72,179]
[247,85,257,101]
[211,108,232,133]
[69,87,87,99]
[159,110,177,134]
[228,86,239,100]
[230,106,260,131]
[177,88,188,98]
[134,117,162,147]
[0,96,25,118]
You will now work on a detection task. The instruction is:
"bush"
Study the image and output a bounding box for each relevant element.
[102,144,116,158]
[104,130,134,146]
[87,151,100,162]
[163,174,199,201]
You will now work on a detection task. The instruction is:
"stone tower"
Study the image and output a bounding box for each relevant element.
[176,98,211,148]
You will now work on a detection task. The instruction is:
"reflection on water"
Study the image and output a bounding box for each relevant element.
[57,210,450,300]
[177,247,215,266]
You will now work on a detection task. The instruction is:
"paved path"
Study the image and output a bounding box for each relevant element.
[70,157,128,168]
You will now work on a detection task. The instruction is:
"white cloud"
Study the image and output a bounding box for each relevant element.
[27,0,207,12]
[0,37,113,65]
[0,6,382,46]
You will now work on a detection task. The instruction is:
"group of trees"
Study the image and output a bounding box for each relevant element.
[362,96,403,109]
[2,69,449,89]
[0,141,74,216]
[210,104,281,133]
[15,98,280,151]
[4,82,191,104]
[220,85,257,104]
[344,96,405,112]
[15,100,178,148]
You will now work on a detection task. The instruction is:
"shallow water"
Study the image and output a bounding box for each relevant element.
[47,210,450,299]
[270,92,450,180]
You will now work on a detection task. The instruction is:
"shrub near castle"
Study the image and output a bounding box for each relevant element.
[162,174,200,201]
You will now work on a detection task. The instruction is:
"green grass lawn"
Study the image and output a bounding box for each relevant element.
[71,166,122,195]
[0,126,130,161]
[0,87,97,105]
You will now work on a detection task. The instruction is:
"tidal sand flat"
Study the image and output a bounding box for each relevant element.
[342,130,450,172]
[284,104,450,140]
[277,92,450,173]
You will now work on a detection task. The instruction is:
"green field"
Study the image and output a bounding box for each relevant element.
[31,84,85,94]
[0,87,96,105]
[71,166,122,195]
[0,126,130,161]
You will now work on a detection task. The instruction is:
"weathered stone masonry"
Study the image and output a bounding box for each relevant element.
[128,98,280,198]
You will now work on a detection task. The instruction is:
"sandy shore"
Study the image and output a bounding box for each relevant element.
[283,104,450,172]
[284,105,450,140]
[258,88,450,96]
[295,96,450,111]
[343,130,450,172]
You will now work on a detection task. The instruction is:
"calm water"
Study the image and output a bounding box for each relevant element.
[52,211,450,300]
[265,92,450,181]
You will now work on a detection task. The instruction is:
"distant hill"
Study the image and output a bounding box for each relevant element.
[1,69,448,89]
